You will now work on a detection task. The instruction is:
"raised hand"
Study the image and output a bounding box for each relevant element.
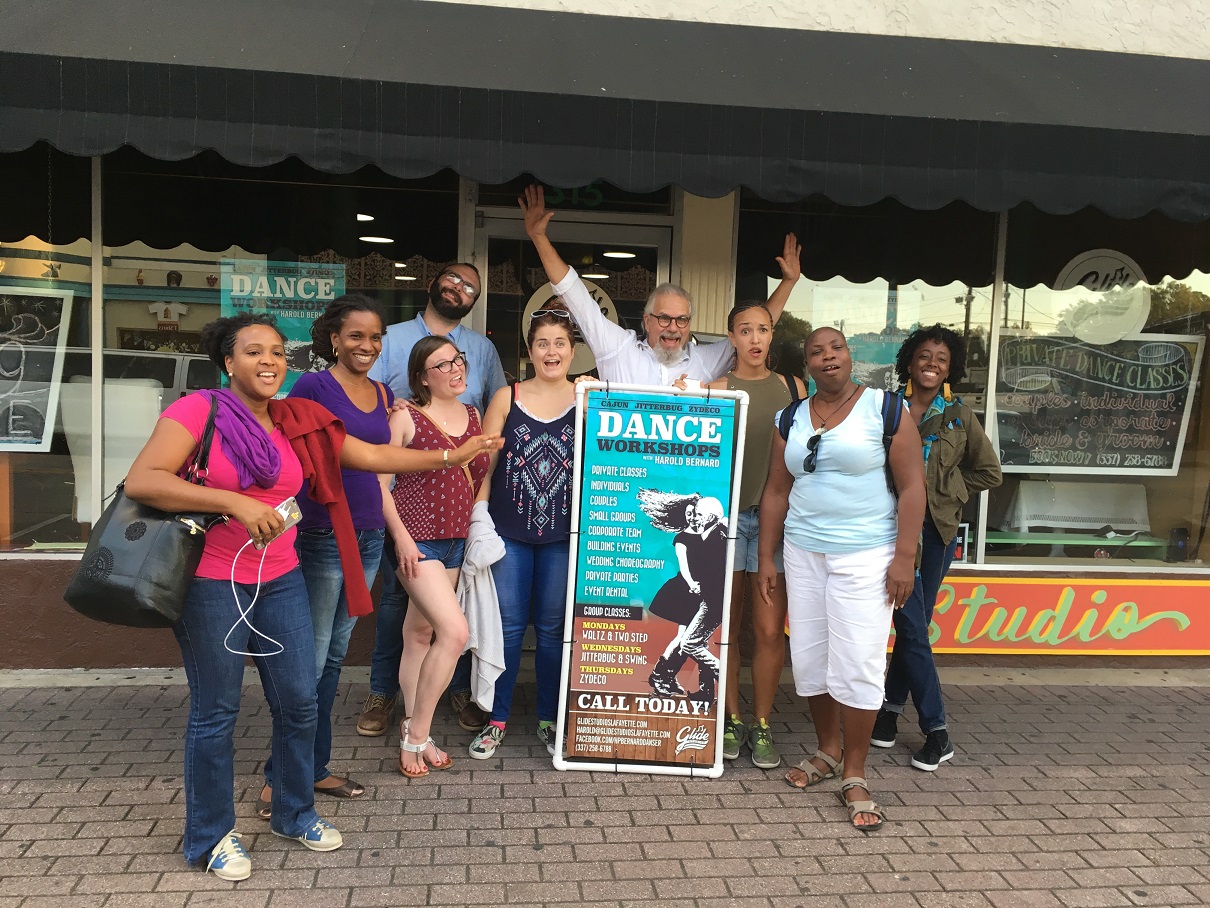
[775,232,802,283]
[519,185,555,239]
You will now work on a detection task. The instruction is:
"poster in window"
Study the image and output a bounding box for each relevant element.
[220,260,346,394]
[995,333,1204,476]
[0,286,74,452]
[555,384,747,777]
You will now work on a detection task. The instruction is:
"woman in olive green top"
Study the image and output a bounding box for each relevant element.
[871,324,1002,771]
[705,301,806,769]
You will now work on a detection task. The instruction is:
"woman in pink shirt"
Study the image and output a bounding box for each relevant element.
[124,314,500,881]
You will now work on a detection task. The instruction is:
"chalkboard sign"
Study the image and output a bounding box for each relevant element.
[995,333,1204,476]
[0,286,74,452]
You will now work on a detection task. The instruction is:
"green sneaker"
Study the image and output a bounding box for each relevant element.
[749,721,781,769]
[722,715,747,761]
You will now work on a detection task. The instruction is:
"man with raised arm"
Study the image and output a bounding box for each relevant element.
[519,184,801,385]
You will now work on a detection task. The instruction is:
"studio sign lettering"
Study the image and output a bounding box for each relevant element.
[1001,339,1190,394]
[931,584,1190,647]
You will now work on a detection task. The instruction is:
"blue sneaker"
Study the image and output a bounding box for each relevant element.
[206,830,251,881]
[273,817,342,852]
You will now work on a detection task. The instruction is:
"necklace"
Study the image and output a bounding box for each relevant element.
[810,383,861,431]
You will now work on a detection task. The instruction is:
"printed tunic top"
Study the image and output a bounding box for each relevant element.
[487,393,576,544]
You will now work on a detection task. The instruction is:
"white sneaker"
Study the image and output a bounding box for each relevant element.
[206,830,251,881]
[272,817,343,852]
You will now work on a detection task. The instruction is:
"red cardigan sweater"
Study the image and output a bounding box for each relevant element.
[267,398,373,617]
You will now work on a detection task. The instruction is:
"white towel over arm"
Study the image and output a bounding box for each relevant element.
[457,501,507,712]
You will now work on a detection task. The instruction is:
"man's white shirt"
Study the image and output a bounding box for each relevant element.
[552,267,734,385]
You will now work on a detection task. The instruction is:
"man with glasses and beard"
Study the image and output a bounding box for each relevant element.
[520,185,801,385]
[358,263,507,738]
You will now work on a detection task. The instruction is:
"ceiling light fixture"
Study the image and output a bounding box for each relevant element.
[394,275,417,281]
[602,251,635,259]
[582,270,610,280]
[358,235,394,243]
[356,213,374,222]
[394,262,407,269]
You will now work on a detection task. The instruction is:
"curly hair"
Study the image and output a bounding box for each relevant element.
[895,323,967,387]
[637,489,700,533]
[309,293,387,365]
[200,312,283,372]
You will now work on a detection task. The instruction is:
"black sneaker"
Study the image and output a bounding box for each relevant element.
[911,730,954,771]
[870,709,898,749]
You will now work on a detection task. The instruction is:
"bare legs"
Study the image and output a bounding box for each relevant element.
[723,572,788,723]
[398,563,467,774]
[786,694,880,827]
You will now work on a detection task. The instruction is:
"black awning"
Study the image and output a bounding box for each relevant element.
[2,1,1209,220]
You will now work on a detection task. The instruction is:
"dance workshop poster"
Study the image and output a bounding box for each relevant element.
[555,384,747,777]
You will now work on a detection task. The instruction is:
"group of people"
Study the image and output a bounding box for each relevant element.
[122,184,1001,879]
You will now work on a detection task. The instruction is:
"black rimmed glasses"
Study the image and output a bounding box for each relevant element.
[803,432,822,473]
[440,272,478,298]
[649,313,691,328]
[427,352,468,373]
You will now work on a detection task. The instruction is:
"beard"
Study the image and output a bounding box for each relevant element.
[649,338,688,367]
[428,283,474,321]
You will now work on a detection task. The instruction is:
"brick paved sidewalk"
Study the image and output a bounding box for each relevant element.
[1,670,1208,908]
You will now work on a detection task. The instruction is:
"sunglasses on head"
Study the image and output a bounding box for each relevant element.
[803,432,821,473]
[529,309,573,319]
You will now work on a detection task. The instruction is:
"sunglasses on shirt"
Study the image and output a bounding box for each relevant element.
[803,432,821,474]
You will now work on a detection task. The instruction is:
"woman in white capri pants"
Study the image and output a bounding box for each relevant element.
[757,326,925,831]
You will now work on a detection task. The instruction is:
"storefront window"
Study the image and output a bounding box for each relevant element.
[737,192,999,560]
[0,145,93,552]
[987,206,1210,568]
[0,144,465,552]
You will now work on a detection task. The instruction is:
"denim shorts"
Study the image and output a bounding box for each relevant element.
[734,506,784,573]
[415,537,466,569]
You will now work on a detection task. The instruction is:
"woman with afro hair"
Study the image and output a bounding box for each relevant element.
[870,324,1001,772]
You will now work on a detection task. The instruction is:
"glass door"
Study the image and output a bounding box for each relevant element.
[474,218,672,381]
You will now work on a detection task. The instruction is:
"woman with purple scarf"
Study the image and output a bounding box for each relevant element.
[124,313,502,882]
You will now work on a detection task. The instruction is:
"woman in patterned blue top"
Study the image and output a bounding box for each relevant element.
[469,306,578,760]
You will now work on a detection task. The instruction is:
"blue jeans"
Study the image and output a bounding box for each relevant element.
[490,538,569,724]
[883,517,955,733]
[370,540,472,700]
[265,528,384,788]
[173,571,321,864]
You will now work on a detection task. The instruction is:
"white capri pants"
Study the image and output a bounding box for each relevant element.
[784,539,895,711]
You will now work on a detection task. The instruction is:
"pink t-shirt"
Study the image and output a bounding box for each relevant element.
[163,393,304,583]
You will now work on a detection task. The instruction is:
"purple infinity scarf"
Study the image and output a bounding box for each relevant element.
[209,389,282,489]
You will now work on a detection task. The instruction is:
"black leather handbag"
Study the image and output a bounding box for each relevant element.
[64,395,226,628]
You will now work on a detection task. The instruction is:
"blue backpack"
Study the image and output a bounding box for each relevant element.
[777,388,903,494]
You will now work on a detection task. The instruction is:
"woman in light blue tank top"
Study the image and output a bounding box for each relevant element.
[756,327,926,831]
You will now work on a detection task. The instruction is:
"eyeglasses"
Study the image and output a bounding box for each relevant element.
[529,309,573,320]
[648,313,691,329]
[440,272,478,298]
[802,432,821,474]
[427,352,468,373]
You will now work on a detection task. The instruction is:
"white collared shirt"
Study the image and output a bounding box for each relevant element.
[552,268,734,385]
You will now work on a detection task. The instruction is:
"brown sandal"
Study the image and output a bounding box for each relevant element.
[314,776,365,799]
[255,785,272,821]
[837,777,885,831]
[785,749,843,790]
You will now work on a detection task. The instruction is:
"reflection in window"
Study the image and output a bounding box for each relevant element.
[986,271,1210,567]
